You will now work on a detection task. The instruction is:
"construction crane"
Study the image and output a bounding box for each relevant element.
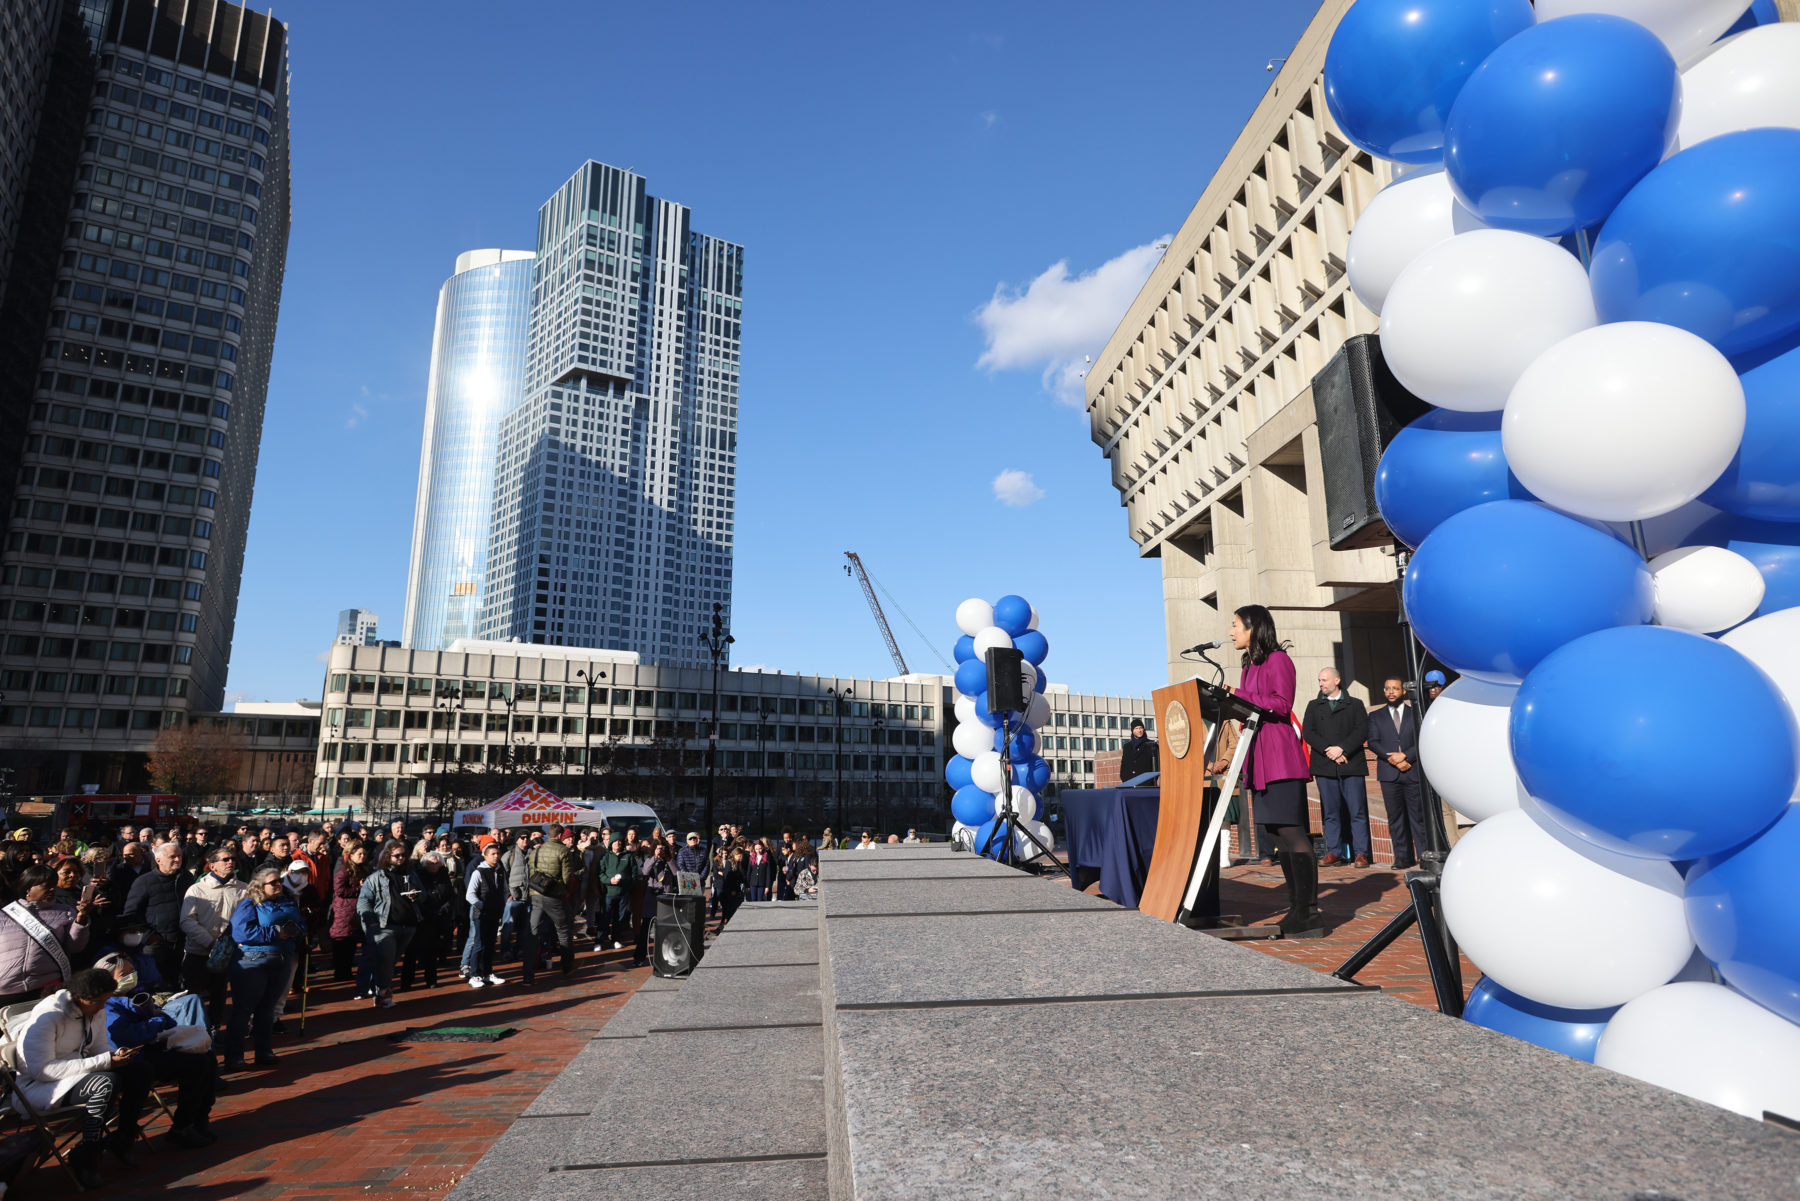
[843,552,909,676]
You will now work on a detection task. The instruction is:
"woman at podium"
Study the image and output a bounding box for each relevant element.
[1226,605,1324,938]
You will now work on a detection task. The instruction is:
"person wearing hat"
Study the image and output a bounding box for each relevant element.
[1424,670,1447,702]
[675,831,709,878]
[1120,719,1159,783]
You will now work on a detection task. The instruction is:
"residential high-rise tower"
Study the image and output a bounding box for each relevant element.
[480,162,741,669]
[0,0,291,790]
[400,248,532,650]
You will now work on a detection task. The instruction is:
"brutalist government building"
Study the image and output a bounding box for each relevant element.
[0,0,291,792]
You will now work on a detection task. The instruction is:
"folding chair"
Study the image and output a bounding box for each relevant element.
[0,1031,90,1191]
[1,998,177,1155]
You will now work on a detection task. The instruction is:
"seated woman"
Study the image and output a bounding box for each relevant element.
[13,967,140,1189]
[94,952,218,1150]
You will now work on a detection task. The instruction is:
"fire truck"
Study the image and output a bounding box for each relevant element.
[4,794,193,842]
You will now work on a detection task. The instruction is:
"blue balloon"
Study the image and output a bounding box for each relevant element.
[1700,346,1800,521]
[1722,0,1780,37]
[1405,501,1653,684]
[1689,513,1800,618]
[1022,757,1051,794]
[1463,976,1617,1063]
[953,634,976,664]
[1444,15,1678,237]
[972,817,1014,862]
[974,703,1002,730]
[1591,128,1800,362]
[945,754,974,791]
[1514,626,1797,860]
[1014,629,1049,666]
[1323,0,1535,164]
[992,595,1032,637]
[1005,729,1036,759]
[1375,409,1535,549]
[953,659,987,698]
[1034,665,1048,694]
[952,785,998,828]
[1687,803,1800,1025]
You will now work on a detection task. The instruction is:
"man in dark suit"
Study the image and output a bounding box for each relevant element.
[1300,668,1371,867]
[1367,676,1426,870]
[1119,719,1159,783]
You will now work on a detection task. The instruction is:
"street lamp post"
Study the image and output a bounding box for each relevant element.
[433,694,462,816]
[699,602,734,854]
[872,713,886,836]
[576,666,606,798]
[755,712,771,833]
[826,686,851,831]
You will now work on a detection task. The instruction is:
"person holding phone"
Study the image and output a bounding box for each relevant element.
[95,952,218,1150]
[222,866,305,1071]
[355,841,423,1009]
[15,967,142,1188]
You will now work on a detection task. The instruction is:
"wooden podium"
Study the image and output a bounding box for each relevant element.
[1138,679,1211,923]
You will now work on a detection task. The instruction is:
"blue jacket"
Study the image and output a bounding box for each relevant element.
[675,843,710,880]
[229,894,304,967]
[103,993,175,1049]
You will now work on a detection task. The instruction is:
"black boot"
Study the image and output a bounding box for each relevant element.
[1284,852,1327,939]
[69,1140,105,1189]
[106,1125,140,1167]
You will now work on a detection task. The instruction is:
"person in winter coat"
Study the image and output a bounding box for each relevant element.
[15,968,141,1188]
[781,838,818,901]
[0,865,94,1003]
[595,837,637,951]
[329,842,371,982]
[177,847,247,1025]
[271,860,326,1032]
[123,842,191,986]
[1300,665,1371,868]
[95,952,217,1150]
[461,841,508,988]
[223,866,304,1070]
[744,840,778,903]
[499,831,533,961]
[356,841,424,1009]
[716,848,748,924]
[400,852,456,990]
[522,824,578,984]
[633,842,677,967]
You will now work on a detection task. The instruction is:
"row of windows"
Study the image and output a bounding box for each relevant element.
[324,707,936,747]
[108,58,277,123]
[0,707,171,730]
[0,669,191,694]
[2,636,195,662]
[5,534,206,570]
[326,673,936,720]
[11,470,212,510]
[14,437,219,477]
[8,603,198,631]
[33,405,225,448]
[62,278,244,314]
[323,741,933,776]
[0,567,204,600]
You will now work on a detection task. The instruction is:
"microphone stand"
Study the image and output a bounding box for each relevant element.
[1328,547,1465,1016]
[977,708,1070,881]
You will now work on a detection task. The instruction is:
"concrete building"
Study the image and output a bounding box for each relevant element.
[334,607,379,647]
[0,0,291,791]
[1085,0,1407,704]
[400,249,534,650]
[0,0,65,310]
[312,641,1148,829]
[479,161,741,668]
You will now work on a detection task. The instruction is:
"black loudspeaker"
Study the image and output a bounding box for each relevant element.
[653,892,706,977]
[1312,333,1432,551]
[984,646,1026,714]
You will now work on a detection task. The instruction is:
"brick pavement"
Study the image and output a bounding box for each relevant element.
[14,942,652,1201]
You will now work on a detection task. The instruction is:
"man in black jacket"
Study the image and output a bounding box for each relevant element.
[1119,720,1159,783]
[123,842,193,984]
[1368,676,1427,870]
[1300,667,1371,868]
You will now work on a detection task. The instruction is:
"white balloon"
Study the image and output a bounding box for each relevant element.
[953,694,980,729]
[1596,982,1800,1121]
[972,625,1013,658]
[955,598,993,638]
[1007,786,1037,824]
[1419,677,1528,823]
[1721,607,1800,723]
[1677,25,1800,150]
[1440,809,1693,1010]
[952,721,993,760]
[1346,168,1488,316]
[1650,545,1766,633]
[1026,606,1039,631]
[970,750,1005,794]
[1503,323,1745,522]
[1535,0,1747,69]
[1015,824,1052,862]
[1380,230,1595,411]
[1026,693,1051,731]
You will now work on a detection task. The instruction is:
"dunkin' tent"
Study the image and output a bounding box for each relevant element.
[453,780,603,830]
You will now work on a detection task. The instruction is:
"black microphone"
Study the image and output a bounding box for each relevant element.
[1182,639,1224,654]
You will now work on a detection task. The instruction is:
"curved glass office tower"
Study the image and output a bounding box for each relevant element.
[401,249,534,649]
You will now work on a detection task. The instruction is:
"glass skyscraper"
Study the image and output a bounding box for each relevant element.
[400,248,532,650]
[0,0,291,790]
[479,162,741,669]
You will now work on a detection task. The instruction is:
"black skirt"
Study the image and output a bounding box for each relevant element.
[1253,778,1308,828]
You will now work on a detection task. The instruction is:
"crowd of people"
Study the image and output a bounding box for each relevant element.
[0,813,847,1190]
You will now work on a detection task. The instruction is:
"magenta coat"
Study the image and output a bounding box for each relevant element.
[1235,650,1311,790]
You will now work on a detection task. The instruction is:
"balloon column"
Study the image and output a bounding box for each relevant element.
[1329,0,1800,1121]
[945,594,1056,863]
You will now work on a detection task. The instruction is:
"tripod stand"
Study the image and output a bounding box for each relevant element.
[1329,547,1465,1016]
[977,711,1071,881]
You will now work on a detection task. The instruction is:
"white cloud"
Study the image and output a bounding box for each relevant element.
[345,402,370,429]
[980,110,999,129]
[992,468,1045,507]
[975,239,1168,404]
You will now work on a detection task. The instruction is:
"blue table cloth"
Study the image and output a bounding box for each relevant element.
[1059,788,1161,908]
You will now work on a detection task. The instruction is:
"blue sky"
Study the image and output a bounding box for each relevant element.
[226,0,1326,705]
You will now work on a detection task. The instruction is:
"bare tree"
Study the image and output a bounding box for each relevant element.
[146,722,246,796]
